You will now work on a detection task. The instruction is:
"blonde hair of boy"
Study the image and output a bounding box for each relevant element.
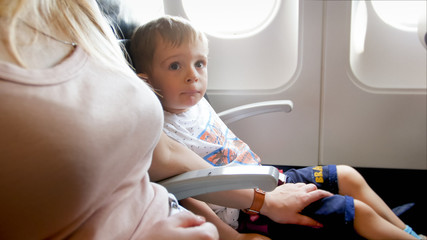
[130,15,208,76]
[0,0,132,75]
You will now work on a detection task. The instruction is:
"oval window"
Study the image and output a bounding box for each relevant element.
[182,0,280,38]
[371,0,426,32]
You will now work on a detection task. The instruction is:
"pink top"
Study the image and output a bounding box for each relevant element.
[0,46,169,239]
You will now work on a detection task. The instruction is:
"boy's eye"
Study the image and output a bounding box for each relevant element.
[169,62,180,70]
[195,61,206,68]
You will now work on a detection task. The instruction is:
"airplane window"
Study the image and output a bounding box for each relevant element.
[182,0,280,38]
[371,1,426,32]
[349,0,426,91]
[121,0,164,25]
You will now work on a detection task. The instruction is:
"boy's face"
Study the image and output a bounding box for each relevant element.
[147,37,208,114]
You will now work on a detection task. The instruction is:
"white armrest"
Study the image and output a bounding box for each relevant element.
[159,166,279,200]
[217,100,293,125]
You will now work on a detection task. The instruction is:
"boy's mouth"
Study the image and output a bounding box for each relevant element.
[182,90,200,95]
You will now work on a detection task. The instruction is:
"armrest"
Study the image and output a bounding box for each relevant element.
[159,166,279,200]
[217,100,293,125]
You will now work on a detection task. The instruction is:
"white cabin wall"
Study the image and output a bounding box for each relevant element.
[162,0,426,169]
[320,1,426,169]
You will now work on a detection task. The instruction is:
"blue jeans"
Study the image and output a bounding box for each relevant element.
[285,165,355,226]
[238,165,358,239]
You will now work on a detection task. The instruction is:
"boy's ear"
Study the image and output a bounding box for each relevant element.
[137,73,150,83]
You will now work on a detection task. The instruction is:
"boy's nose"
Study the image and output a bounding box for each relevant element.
[186,70,199,83]
[186,77,199,83]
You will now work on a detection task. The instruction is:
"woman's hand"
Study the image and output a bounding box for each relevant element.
[140,212,219,240]
[260,183,333,228]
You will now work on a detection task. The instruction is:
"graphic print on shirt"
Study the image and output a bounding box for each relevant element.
[197,112,261,166]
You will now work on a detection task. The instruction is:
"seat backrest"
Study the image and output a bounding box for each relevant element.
[97,0,138,40]
[97,0,137,66]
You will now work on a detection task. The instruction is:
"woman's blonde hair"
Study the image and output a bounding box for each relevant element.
[130,15,208,75]
[0,0,131,74]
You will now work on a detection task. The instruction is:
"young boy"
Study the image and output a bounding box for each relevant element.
[130,16,423,240]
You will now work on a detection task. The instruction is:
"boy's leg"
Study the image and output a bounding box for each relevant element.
[299,195,418,239]
[336,165,406,230]
[285,166,357,237]
[353,199,417,239]
[284,166,419,239]
[285,165,408,230]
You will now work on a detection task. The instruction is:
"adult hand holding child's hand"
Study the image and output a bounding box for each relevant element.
[261,183,333,228]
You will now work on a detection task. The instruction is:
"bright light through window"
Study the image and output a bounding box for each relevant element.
[351,1,368,54]
[371,0,426,32]
[120,0,164,25]
[182,0,280,38]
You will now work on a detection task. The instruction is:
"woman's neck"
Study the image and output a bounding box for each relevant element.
[0,19,76,69]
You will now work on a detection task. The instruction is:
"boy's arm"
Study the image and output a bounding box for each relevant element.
[149,132,332,228]
[180,198,271,240]
[149,132,254,208]
[180,198,241,240]
[149,132,212,182]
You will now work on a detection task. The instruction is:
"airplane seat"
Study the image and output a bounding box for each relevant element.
[99,5,374,239]
[118,39,293,199]
[118,39,292,200]
[418,12,426,49]
[101,0,286,205]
